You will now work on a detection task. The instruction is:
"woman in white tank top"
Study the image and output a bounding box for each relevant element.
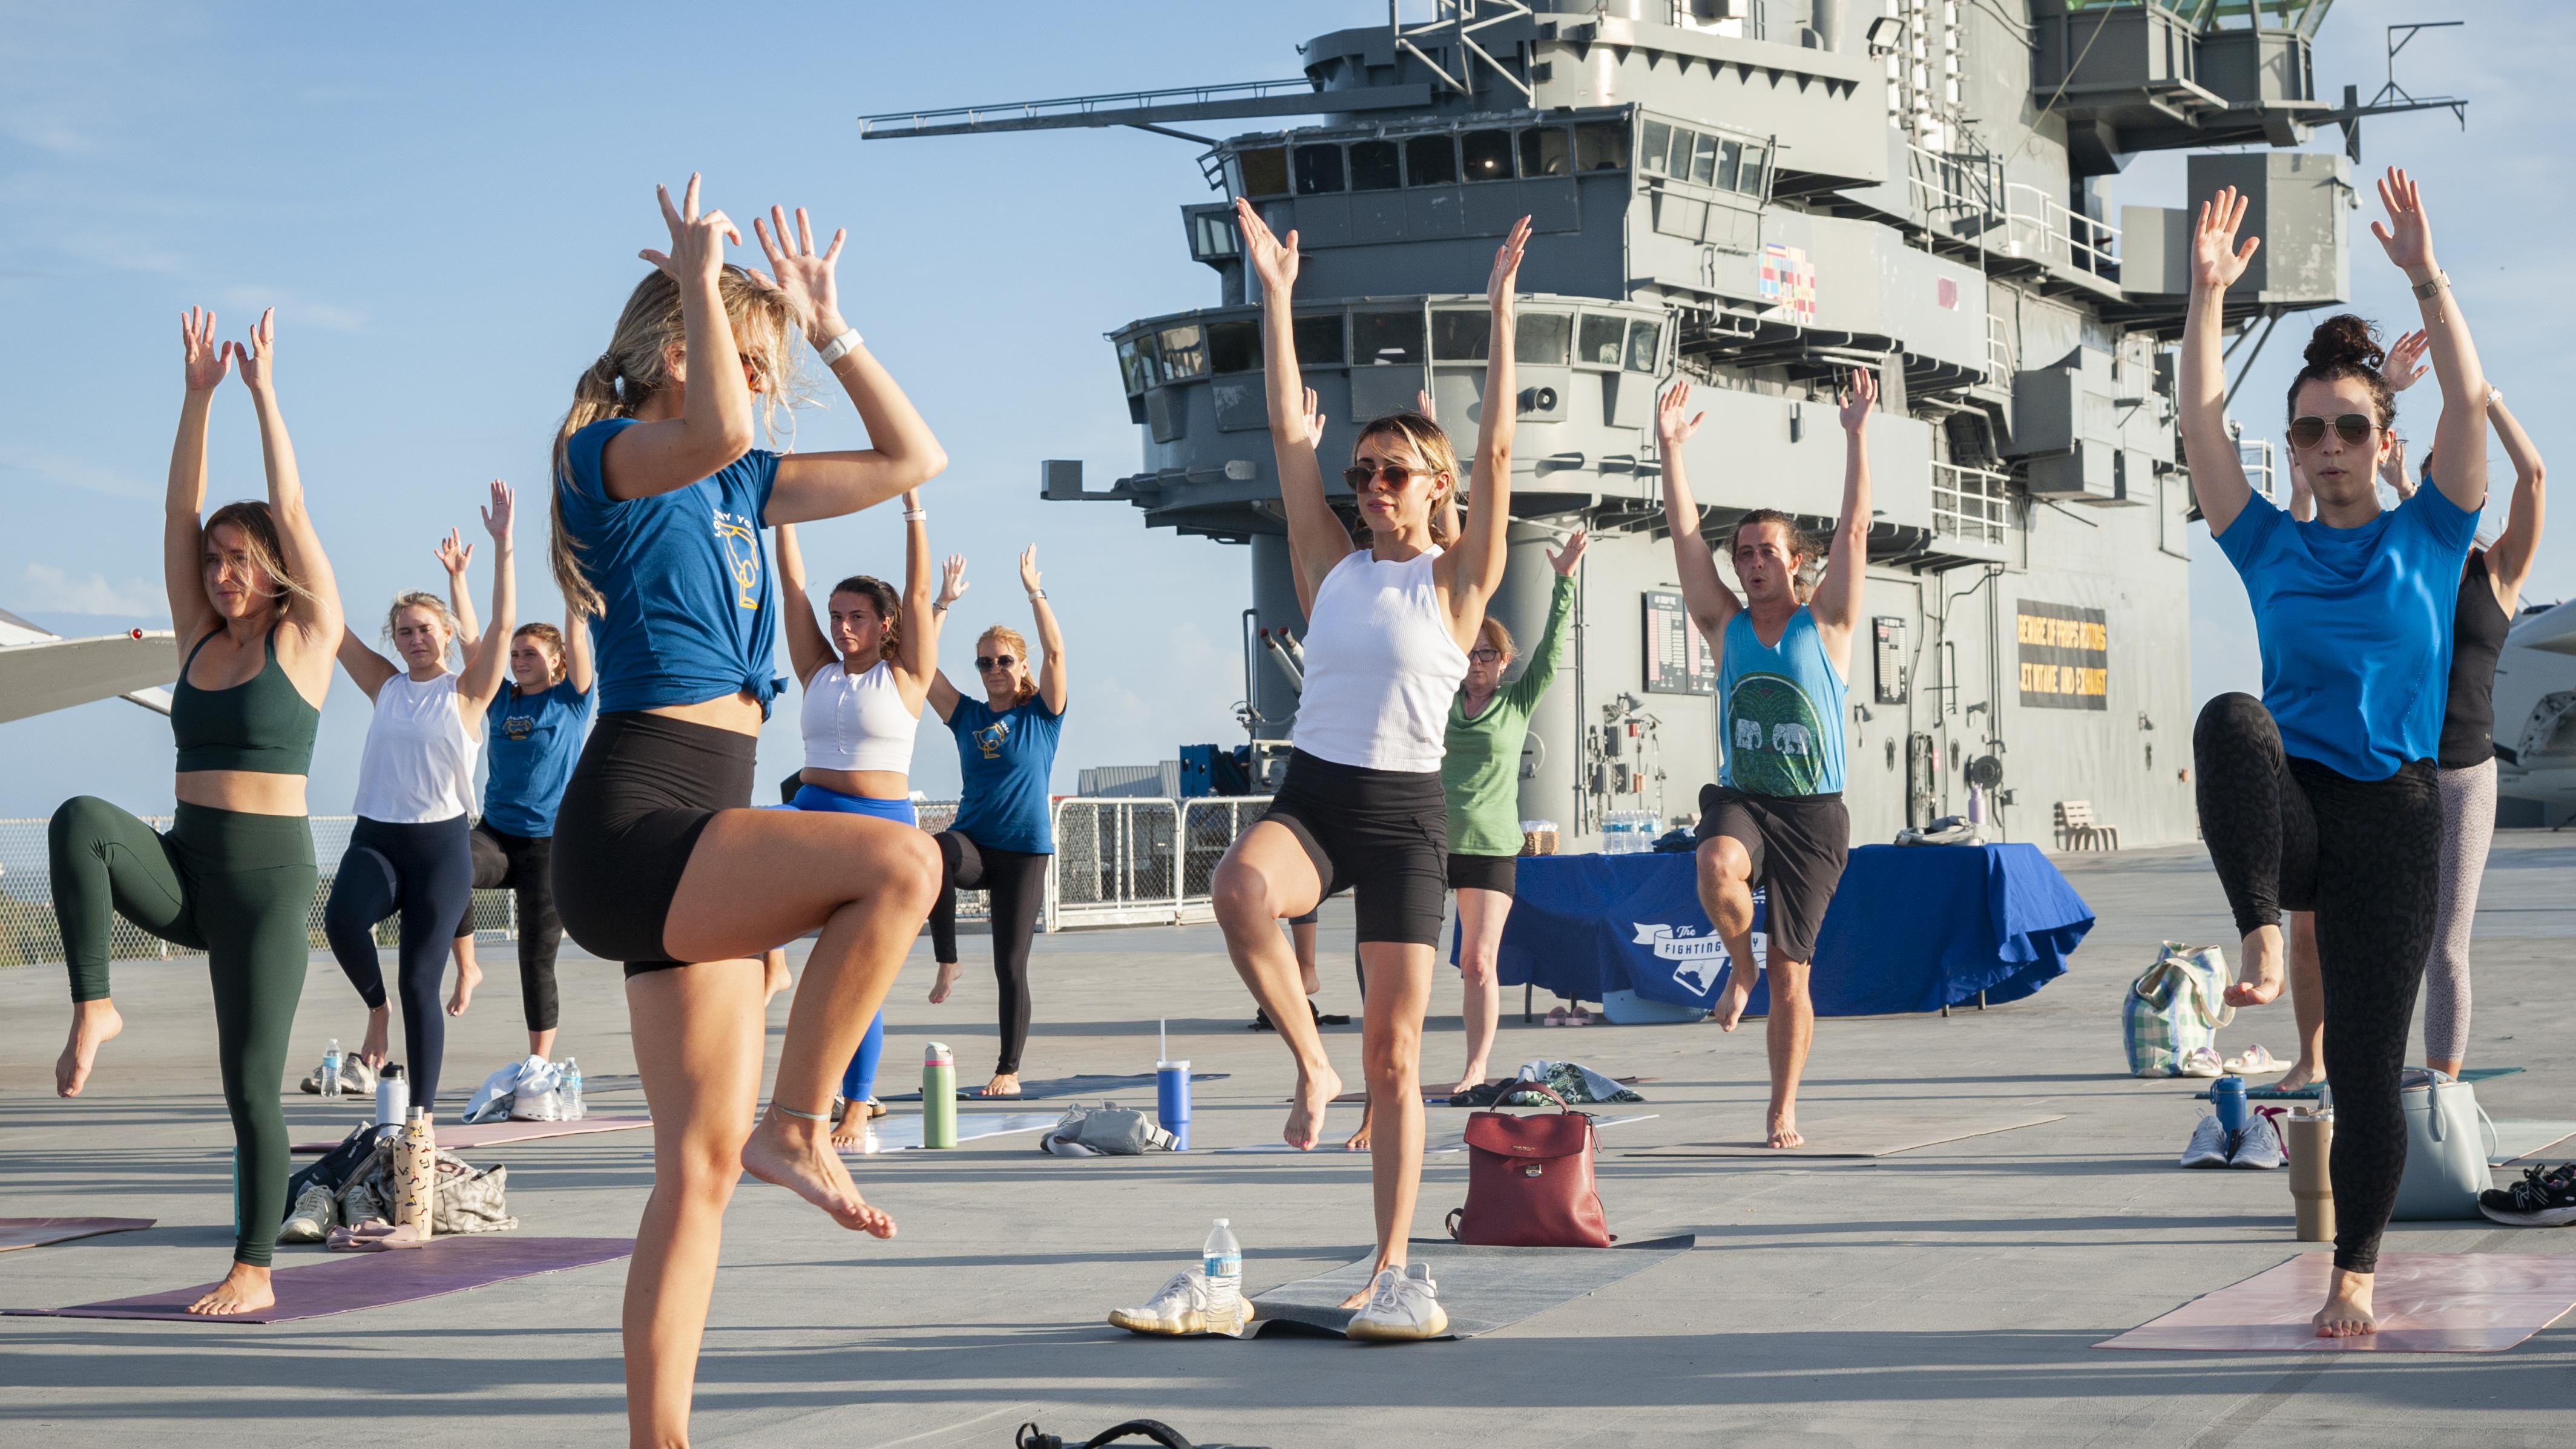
[323,482,517,1112]
[770,490,954,1144]
[1198,204,1524,1342]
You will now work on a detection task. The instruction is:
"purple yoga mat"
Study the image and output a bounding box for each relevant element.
[0,1218,156,1253]
[4,1234,633,1323]
[292,1116,649,1154]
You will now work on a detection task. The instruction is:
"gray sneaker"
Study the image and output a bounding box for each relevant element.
[2229,1116,2285,1169]
[2179,1114,2231,1168]
[278,1183,337,1243]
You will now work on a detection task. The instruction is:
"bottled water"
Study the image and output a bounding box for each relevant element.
[321,1040,343,1097]
[1202,1218,1243,1315]
[562,1058,585,1122]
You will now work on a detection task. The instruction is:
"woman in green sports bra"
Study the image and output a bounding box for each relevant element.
[48,306,346,1317]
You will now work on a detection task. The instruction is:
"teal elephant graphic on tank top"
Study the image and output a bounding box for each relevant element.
[1725,672,1830,796]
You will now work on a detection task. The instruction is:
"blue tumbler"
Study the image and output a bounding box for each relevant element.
[2212,1074,2249,1135]
[1157,1059,1192,1151]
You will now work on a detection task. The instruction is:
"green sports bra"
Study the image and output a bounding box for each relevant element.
[171,626,320,775]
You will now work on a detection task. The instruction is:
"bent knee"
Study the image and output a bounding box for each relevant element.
[1211,861,1279,922]
[49,795,119,852]
[885,830,944,910]
[1697,838,1751,886]
[2195,691,2272,747]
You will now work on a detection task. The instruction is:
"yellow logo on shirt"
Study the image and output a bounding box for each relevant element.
[975,720,1011,760]
[712,510,761,610]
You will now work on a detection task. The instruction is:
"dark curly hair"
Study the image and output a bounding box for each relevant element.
[2285,313,2395,430]
[830,574,901,655]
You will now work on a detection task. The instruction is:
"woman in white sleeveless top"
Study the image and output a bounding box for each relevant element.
[324,482,518,1112]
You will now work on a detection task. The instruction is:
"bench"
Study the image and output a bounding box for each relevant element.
[2055,800,2118,852]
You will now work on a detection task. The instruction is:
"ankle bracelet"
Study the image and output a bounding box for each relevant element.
[773,1102,833,1124]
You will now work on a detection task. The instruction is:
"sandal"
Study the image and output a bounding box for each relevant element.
[2225,1044,2287,1075]
[1542,1006,1571,1027]
[865,1097,888,1120]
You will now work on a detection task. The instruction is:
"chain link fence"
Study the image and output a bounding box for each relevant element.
[1044,796,1272,930]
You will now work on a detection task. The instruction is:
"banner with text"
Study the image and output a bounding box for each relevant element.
[2016,600,2108,711]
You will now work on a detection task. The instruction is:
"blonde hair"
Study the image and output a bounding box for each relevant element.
[978,624,1038,708]
[1354,410,1460,548]
[550,265,804,616]
[202,500,314,611]
[384,591,458,662]
[512,621,568,685]
[1476,615,1517,663]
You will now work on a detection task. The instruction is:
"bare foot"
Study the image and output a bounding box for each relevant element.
[1447,1066,1488,1099]
[445,954,481,1017]
[2227,924,2285,1008]
[360,1004,391,1070]
[2276,1056,2324,1093]
[761,949,791,1005]
[979,1073,1020,1098]
[830,1106,873,1154]
[1344,1109,1373,1152]
[1767,1109,1804,1149]
[187,1262,275,1316]
[740,1107,896,1237]
[2314,1267,2376,1338]
[57,999,123,1097]
[1284,1063,1343,1150]
[930,961,961,1004]
[1713,967,1756,1032]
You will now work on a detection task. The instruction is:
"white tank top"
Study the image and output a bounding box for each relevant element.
[800,659,921,774]
[352,672,479,823]
[1292,548,1470,773]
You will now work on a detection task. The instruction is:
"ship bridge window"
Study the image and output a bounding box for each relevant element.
[1117,335,1157,395]
[1640,120,1673,176]
[1431,309,1491,361]
[1516,312,1572,366]
[1352,310,1425,366]
[1293,313,1346,366]
[1462,128,1513,182]
[1349,139,1401,192]
[1517,125,1570,178]
[1294,143,1346,195]
[1715,139,1743,192]
[1625,319,1662,373]
[1238,146,1290,199]
[1735,142,1769,196]
[1405,133,1457,187]
[1689,131,1720,187]
[1577,314,1627,368]
[1576,122,1630,172]
[1158,324,1208,381]
[1207,320,1260,375]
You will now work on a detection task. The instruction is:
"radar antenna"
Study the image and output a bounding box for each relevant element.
[2331,21,2470,163]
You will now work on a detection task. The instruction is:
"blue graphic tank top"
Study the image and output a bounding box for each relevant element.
[1717,608,1847,796]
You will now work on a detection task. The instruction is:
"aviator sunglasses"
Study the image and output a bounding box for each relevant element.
[975,654,1019,671]
[1342,461,1422,490]
[2287,413,2376,449]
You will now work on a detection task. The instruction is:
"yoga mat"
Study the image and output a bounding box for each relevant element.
[1622,1111,2064,1159]
[1213,1114,1657,1155]
[841,1111,1062,1153]
[881,1072,1228,1103]
[4,1235,634,1324]
[2095,1252,2576,1353]
[1329,1076,1648,1106]
[1243,1234,1695,1339]
[2487,1120,2576,1166]
[2203,1065,2525,1103]
[292,1116,649,1154]
[0,1218,155,1254]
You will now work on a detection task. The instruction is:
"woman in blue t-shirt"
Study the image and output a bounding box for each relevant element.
[544,177,947,1444]
[2182,168,2492,1341]
[924,545,1068,1098]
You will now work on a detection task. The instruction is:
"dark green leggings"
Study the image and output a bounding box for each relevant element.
[50,797,317,1268]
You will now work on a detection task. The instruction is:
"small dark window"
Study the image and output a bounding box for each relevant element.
[1516,312,1572,366]
[1625,320,1661,373]
[1576,122,1631,172]
[1158,324,1208,381]
[1405,133,1458,186]
[1207,320,1261,375]
[1352,310,1425,366]
[1638,121,1671,176]
[1349,140,1401,192]
[1737,143,1769,196]
[1690,132,1719,186]
[1189,209,1240,261]
[1294,143,1346,196]
[1238,146,1290,197]
[1517,126,1569,178]
[1578,314,1626,367]
[1715,139,1742,193]
[1292,313,1346,366]
[1462,128,1513,182]
[1664,126,1697,178]
[1431,310,1491,361]
[1117,335,1157,394]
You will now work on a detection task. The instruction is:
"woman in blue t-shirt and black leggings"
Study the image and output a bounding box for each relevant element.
[2183,169,2492,1339]
[924,545,1069,1099]
[545,178,946,1444]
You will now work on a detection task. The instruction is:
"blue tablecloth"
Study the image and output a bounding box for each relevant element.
[1492,843,2094,1017]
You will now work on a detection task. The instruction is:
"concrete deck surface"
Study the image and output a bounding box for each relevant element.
[4,836,2572,1447]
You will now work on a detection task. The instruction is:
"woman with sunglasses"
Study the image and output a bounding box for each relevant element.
[922,546,1068,1099]
[1191,199,1524,1342]
[2184,169,2492,1339]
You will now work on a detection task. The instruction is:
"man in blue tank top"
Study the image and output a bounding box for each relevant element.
[1655,370,1875,1150]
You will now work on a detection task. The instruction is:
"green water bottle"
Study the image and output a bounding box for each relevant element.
[922,1042,956,1149]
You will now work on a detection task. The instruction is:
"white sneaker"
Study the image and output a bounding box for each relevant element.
[278,1182,337,1243]
[1106,1270,1249,1337]
[2179,1114,2231,1169]
[2229,1116,2285,1169]
[1344,1263,1449,1342]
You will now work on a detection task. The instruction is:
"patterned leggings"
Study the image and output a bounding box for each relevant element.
[2193,694,2440,1274]
[2423,758,2496,1065]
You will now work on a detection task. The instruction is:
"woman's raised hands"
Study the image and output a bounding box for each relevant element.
[181,307,231,394]
[1657,381,1706,448]
[1296,386,1325,447]
[2368,166,2438,274]
[641,174,738,286]
[936,552,970,609]
[2382,329,2430,392]
[480,479,515,541]
[1548,527,1589,576]
[1487,215,1532,313]
[435,528,474,579]
[2190,188,2261,293]
[1017,544,1042,596]
[749,204,846,339]
[1233,197,1299,298]
[1838,366,1879,432]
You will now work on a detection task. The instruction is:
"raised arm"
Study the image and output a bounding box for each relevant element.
[599,176,759,503]
[924,551,968,723]
[1236,197,1351,614]
[562,597,594,695]
[1654,381,1740,642]
[773,521,832,686]
[2370,169,2486,515]
[2485,396,2548,608]
[231,309,344,678]
[456,481,517,717]
[1440,217,1530,643]
[752,206,948,524]
[164,308,228,653]
[1810,366,1877,673]
[334,623,399,702]
[890,491,942,703]
[1020,545,1068,715]
[2179,189,2264,537]
[436,529,481,654]
[1508,529,1585,709]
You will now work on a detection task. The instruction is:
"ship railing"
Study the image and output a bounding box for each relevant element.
[1898,142,2120,280]
[1931,462,2016,547]
[2237,436,2279,501]
[1044,795,1273,932]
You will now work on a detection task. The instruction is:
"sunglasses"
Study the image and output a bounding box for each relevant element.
[1468,648,1504,663]
[974,654,1018,671]
[2287,413,2376,449]
[1342,461,1421,490]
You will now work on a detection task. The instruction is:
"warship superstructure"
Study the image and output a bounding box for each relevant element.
[867,1,2466,847]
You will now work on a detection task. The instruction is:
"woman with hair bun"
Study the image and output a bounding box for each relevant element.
[324,482,519,1112]
[924,545,1069,1099]
[2183,168,2493,1338]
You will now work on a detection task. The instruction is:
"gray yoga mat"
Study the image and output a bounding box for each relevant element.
[4,1235,632,1323]
[1623,1111,2064,1159]
[2488,1120,2576,1166]
[1245,1234,1695,1339]
[0,1218,156,1254]
[881,1071,1228,1103]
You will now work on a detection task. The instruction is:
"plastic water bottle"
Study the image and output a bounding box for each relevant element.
[1203,1218,1242,1315]
[320,1040,343,1097]
[562,1058,584,1121]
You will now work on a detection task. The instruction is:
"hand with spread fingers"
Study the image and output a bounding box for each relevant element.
[480,479,514,542]
[2368,166,2439,276]
[1838,366,1879,433]
[2190,186,2261,293]
[1657,380,1707,449]
[2381,329,2430,392]
[229,308,280,395]
[181,307,232,394]
[639,172,739,286]
[435,528,474,582]
[1548,527,1589,576]
[749,203,848,344]
[936,552,970,610]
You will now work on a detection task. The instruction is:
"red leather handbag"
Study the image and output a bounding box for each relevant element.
[1445,1084,1613,1248]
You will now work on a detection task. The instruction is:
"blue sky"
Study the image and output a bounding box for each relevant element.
[2,1,2563,818]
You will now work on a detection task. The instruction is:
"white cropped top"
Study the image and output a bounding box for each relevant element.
[800,659,921,774]
[352,672,479,823]
[1292,548,1470,774]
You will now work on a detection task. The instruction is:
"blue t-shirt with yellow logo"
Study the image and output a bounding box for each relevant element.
[559,418,784,717]
[947,695,1064,854]
[481,678,595,837]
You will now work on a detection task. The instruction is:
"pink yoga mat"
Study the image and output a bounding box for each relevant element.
[292,1115,649,1154]
[2097,1253,2576,1353]
[0,1218,156,1253]
[4,1235,634,1323]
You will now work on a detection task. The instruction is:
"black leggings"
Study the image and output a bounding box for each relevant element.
[929,831,1051,1076]
[458,822,561,1033]
[2194,693,2440,1274]
[324,814,472,1110]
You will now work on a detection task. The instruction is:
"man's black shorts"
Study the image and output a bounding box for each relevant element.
[1694,784,1850,965]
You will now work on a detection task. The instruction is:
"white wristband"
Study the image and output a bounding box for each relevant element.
[815,328,864,366]
[1027,589,1047,601]
[902,508,926,521]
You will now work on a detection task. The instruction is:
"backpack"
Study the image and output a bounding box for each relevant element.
[2123,942,2233,1077]
[1444,1084,1612,1248]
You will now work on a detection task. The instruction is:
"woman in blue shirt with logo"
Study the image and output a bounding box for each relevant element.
[924,544,1068,1099]
[2183,168,2492,1339]
[545,177,947,1444]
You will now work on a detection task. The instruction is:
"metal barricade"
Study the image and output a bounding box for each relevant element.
[1043,795,1271,932]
